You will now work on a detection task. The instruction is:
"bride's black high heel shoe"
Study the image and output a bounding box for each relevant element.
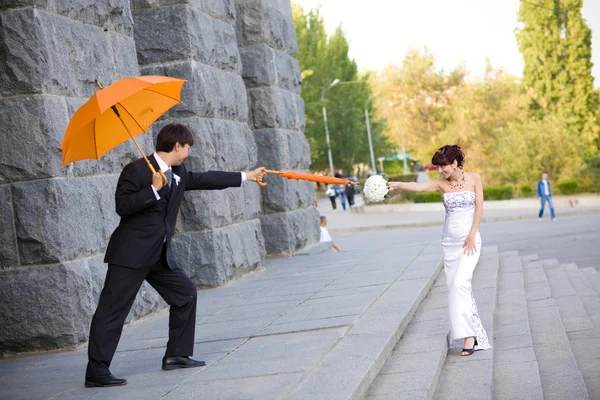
[461,337,478,356]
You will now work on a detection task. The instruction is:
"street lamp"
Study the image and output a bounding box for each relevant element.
[321,78,339,176]
[364,95,377,175]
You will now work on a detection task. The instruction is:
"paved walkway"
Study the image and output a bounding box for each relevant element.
[2,198,599,399]
[0,228,441,399]
[318,194,600,232]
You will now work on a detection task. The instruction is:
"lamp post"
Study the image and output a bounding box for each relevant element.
[364,95,377,174]
[321,78,339,177]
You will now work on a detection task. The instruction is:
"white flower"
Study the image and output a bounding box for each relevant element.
[363,175,389,203]
[173,173,181,186]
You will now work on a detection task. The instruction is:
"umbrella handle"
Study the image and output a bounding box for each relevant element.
[145,160,168,186]
[254,169,282,187]
[255,177,267,187]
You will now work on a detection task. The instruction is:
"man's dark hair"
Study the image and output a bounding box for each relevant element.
[156,123,194,152]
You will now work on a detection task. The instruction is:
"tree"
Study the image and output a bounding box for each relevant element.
[371,47,467,163]
[292,4,387,175]
[516,0,599,154]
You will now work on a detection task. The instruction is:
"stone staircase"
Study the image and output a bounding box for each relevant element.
[363,248,600,400]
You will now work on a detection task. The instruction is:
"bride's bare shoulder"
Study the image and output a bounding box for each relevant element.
[465,172,482,180]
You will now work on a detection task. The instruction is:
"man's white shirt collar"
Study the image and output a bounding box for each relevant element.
[153,152,170,173]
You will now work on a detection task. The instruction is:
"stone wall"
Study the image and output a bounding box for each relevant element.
[0,0,165,355]
[236,0,319,254]
[131,1,266,286]
[0,0,317,355]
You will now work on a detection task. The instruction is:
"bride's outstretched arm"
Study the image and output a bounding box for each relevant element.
[388,180,440,193]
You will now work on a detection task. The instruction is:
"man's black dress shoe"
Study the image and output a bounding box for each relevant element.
[162,356,206,371]
[85,374,128,387]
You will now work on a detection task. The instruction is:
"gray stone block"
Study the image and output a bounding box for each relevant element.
[133,0,236,25]
[0,255,165,354]
[248,86,303,130]
[239,44,301,93]
[259,207,319,255]
[261,175,314,214]
[235,0,297,56]
[53,0,134,35]
[178,186,253,231]
[133,4,240,72]
[173,219,265,287]
[0,185,18,268]
[0,95,67,184]
[1,1,133,34]
[12,176,119,265]
[0,9,134,97]
[149,61,248,121]
[184,118,253,171]
[254,129,310,171]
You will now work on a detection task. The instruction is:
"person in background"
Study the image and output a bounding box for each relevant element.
[319,216,340,252]
[537,172,556,222]
[325,184,337,210]
[334,173,347,211]
[346,182,356,208]
[338,184,347,211]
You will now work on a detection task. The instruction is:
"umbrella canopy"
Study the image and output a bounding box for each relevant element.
[61,76,186,166]
[257,170,353,187]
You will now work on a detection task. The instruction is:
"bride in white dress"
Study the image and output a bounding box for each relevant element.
[388,145,491,356]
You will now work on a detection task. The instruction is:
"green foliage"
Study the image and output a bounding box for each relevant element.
[519,184,533,198]
[414,193,442,203]
[292,5,389,175]
[516,0,599,153]
[386,173,418,182]
[556,179,578,194]
[582,155,600,193]
[483,186,514,200]
[381,160,413,175]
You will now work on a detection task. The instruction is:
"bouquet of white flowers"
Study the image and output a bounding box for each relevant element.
[363,175,389,203]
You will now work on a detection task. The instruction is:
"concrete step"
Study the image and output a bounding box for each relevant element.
[561,263,600,334]
[286,242,444,400]
[432,247,499,400]
[522,257,589,400]
[365,270,448,399]
[492,252,543,400]
[581,267,600,297]
[542,260,600,399]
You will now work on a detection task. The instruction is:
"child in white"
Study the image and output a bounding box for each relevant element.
[320,216,340,252]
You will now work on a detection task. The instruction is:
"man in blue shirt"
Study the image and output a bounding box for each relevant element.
[537,173,556,221]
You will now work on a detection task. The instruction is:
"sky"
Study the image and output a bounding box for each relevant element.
[293,0,600,85]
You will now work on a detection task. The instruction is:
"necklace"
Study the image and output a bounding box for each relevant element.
[448,171,466,190]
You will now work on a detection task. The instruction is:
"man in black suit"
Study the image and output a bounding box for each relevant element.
[85,123,267,387]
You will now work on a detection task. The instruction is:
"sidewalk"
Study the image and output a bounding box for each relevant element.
[0,232,442,400]
[2,198,599,399]
[317,194,600,232]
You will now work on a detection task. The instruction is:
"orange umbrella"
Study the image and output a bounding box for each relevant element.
[61,75,186,184]
[257,170,354,187]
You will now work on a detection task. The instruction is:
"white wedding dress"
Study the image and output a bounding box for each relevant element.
[442,191,491,351]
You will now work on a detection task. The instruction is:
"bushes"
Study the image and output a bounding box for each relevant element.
[483,185,513,200]
[414,193,442,203]
[519,184,532,198]
[556,179,578,195]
